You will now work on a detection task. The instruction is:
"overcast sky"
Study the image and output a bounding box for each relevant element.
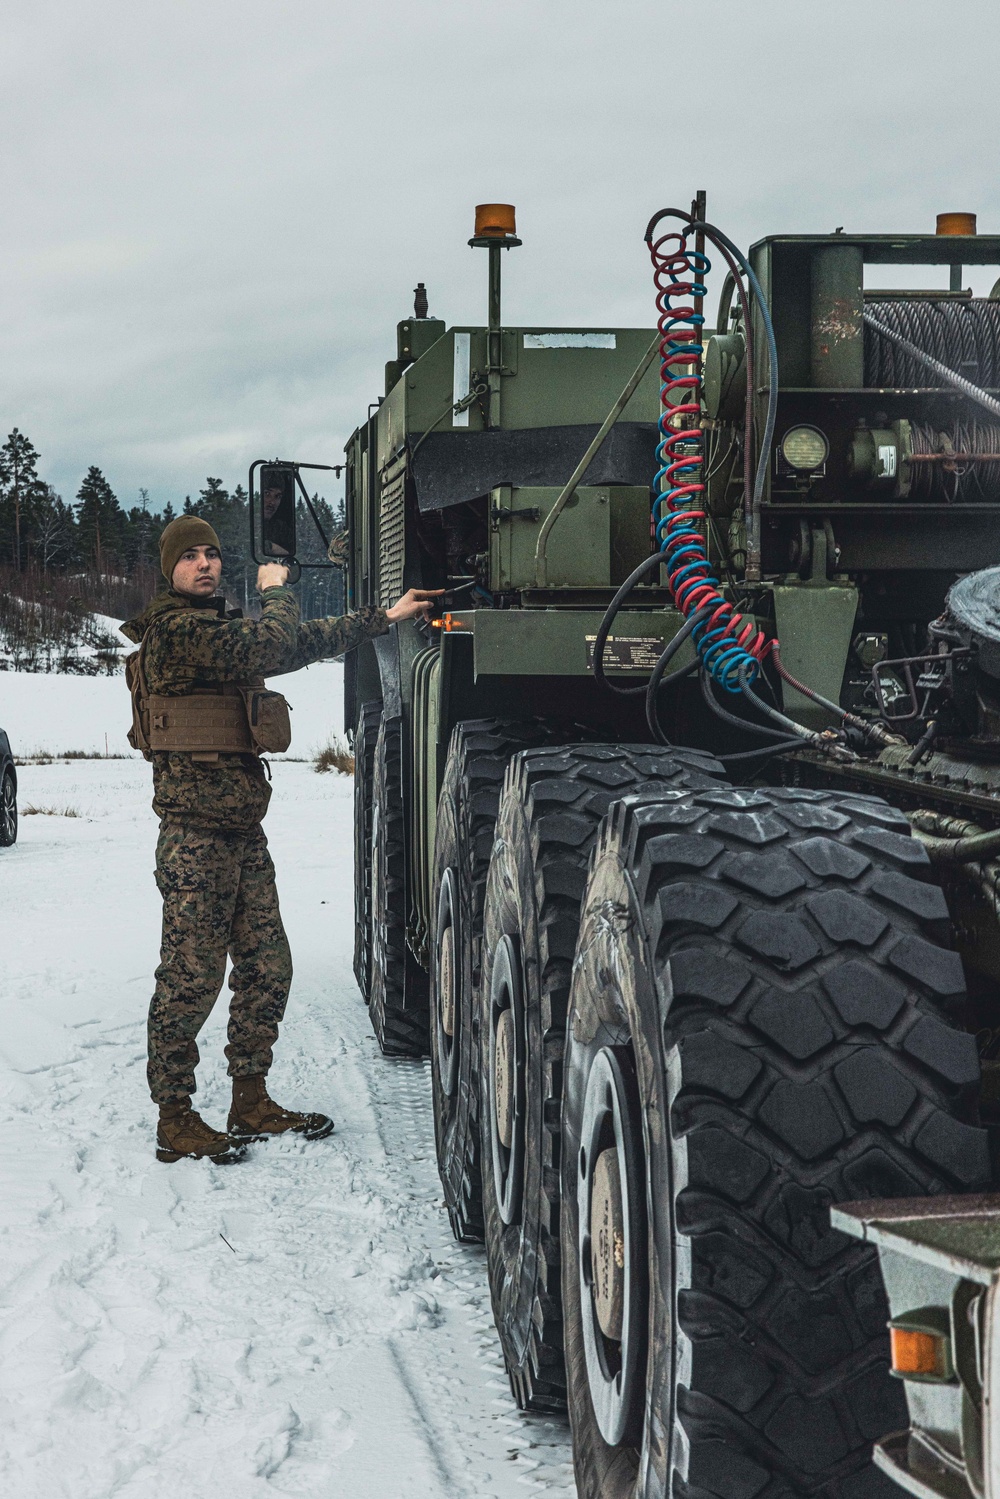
[1,0,997,511]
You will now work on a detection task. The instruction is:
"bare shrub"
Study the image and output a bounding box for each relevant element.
[16,750,130,764]
[314,736,355,775]
[0,562,134,674]
[22,804,81,817]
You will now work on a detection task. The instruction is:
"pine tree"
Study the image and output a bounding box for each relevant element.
[0,428,45,569]
[75,467,125,575]
[122,488,159,572]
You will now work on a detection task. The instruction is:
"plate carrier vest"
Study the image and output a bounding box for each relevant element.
[126,622,291,762]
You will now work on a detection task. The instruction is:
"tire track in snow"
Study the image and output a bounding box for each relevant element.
[363,1053,576,1495]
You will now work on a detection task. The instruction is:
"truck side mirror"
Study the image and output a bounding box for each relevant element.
[260,465,297,560]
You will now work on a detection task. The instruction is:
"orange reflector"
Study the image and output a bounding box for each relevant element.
[890,1325,946,1378]
[475,203,517,238]
[936,211,977,237]
[443,613,469,632]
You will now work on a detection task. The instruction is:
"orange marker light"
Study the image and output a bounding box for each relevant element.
[889,1326,948,1379]
[936,212,977,237]
[443,613,469,632]
[474,203,517,238]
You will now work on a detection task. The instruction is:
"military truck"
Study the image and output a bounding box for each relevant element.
[254,199,1000,1499]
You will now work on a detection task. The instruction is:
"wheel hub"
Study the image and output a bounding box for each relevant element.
[488,933,525,1226]
[590,1147,625,1342]
[494,1006,515,1149]
[440,923,455,1037]
[434,868,460,1097]
[577,1045,647,1447]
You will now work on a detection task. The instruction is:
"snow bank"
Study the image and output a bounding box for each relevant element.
[0,660,345,758]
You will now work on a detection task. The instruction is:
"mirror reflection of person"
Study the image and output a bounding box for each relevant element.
[262,483,290,557]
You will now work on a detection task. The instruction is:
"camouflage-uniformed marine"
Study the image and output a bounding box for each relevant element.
[122,515,403,1164]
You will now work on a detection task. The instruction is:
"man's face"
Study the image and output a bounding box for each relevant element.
[262,487,283,520]
[172,545,223,598]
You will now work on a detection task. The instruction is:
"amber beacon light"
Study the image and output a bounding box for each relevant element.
[474,203,517,238]
[936,211,978,236]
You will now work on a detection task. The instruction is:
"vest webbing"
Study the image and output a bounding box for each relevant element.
[127,620,255,758]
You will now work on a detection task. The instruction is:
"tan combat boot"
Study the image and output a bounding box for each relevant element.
[228,1075,334,1142]
[156,1100,247,1164]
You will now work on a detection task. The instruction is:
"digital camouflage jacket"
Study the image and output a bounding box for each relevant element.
[121,586,388,832]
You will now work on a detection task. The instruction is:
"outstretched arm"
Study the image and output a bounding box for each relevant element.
[278,587,445,674]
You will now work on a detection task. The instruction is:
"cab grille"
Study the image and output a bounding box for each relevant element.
[378,466,406,609]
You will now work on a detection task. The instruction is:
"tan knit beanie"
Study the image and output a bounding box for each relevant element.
[159,516,222,584]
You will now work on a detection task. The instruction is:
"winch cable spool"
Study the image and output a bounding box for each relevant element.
[865,298,1000,391]
[907,418,1000,503]
[863,309,1000,422]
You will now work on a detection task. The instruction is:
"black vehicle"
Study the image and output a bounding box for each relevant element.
[0,729,17,847]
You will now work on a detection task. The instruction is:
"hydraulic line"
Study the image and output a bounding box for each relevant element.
[736,663,857,763]
[700,668,803,740]
[592,552,670,696]
[659,214,780,585]
[645,660,699,744]
[642,209,779,687]
[593,208,779,698]
[696,670,805,762]
[590,204,860,764]
[737,662,816,742]
[643,606,713,742]
[908,807,1000,864]
[770,641,903,749]
[719,738,804,763]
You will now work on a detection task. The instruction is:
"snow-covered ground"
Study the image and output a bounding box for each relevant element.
[1,659,347,760]
[0,751,576,1494]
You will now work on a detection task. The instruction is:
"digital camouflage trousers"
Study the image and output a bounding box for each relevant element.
[148,819,293,1104]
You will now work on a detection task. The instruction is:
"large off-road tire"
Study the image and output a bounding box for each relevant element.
[353,699,382,1003]
[369,715,428,1057]
[561,784,991,1499]
[479,744,724,1413]
[432,719,590,1245]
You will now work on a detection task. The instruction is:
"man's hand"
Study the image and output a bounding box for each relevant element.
[386,588,446,623]
[258,562,290,591]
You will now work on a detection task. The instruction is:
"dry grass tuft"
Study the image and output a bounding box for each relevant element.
[22,804,81,818]
[16,750,130,764]
[314,736,355,776]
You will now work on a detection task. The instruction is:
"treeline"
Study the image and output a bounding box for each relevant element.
[0,427,348,672]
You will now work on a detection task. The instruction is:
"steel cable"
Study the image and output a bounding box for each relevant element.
[865,299,1000,389]
[908,418,1000,502]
